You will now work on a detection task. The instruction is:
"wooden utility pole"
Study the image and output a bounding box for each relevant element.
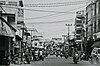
[65,24,72,41]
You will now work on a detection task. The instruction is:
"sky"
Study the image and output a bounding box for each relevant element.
[23,0,88,39]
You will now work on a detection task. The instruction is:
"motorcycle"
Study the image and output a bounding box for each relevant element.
[64,51,69,59]
[73,53,79,64]
[39,55,44,61]
[55,51,59,57]
[60,52,63,57]
[0,57,10,66]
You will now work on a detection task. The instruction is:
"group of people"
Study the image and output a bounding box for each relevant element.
[32,49,45,61]
[10,49,46,65]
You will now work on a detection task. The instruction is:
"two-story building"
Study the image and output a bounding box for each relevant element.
[0,0,24,55]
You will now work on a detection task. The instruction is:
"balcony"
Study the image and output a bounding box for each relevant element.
[75,27,83,30]
[75,40,82,42]
[75,26,83,29]
[76,15,84,19]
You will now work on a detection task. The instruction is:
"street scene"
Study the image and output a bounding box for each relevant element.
[0,0,100,66]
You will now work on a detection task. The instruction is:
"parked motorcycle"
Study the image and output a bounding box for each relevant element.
[0,56,10,66]
[24,54,30,64]
[39,55,44,61]
[64,51,69,59]
[60,52,63,57]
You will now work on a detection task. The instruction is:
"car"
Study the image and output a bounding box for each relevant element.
[91,48,100,63]
[91,48,100,56]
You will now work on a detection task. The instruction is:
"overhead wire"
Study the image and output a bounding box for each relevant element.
[1,0,88,14]
[24,0,89,7]
[1,5,85,14]
[24,0,86,5]
[0,0,88,24]
[25,19,74,24]
[24,5,86,20]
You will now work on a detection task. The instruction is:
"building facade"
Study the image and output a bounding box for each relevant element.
[0,0,24,56]
[86,0,100,40]
[75,10,85,51]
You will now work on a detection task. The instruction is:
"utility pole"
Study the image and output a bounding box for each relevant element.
[27,28,38,50]
[62,35,67,43]
[65,24,72,41]
[21,22,25,62]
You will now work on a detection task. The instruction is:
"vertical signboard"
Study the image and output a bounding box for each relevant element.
[17,8,24,23]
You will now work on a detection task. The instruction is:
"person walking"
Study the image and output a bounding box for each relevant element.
[39,49,44,61]
[24,53,30,64]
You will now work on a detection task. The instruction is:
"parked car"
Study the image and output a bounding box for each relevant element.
[89,48,100,63]
[91,48,100,56]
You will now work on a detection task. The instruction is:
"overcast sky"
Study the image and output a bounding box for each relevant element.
[23,0,88,39]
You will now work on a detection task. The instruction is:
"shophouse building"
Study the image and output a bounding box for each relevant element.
[75,10,85,51]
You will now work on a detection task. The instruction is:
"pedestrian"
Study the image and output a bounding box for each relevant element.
[25,53,30,64]
[39,49,44,61]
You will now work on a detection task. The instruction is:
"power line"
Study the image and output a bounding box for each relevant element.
[24,0,88,7]
[24,3,84,7]
[24,5,86,20]
[24,0,86,5]
[25,12,74,20]
[1,5,84,13]
[25,19,74,24]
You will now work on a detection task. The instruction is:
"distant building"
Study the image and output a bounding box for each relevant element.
[75,10,85,51]
[75,10,85,44]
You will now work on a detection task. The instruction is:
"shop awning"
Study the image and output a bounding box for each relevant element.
[0,16,16,37]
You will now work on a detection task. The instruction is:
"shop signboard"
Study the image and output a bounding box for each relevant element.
[17,8,24,24]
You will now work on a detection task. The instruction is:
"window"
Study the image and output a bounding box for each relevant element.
[7,15,15,24]
[98,49,100,53]
[76,25,81,27]
[98,19,100,32]
[34,43,37,46]
[8,1,17,6]
[76,30,81,34]
[76,20,82,23]
[76,35,81,40]
[0,1,5,5]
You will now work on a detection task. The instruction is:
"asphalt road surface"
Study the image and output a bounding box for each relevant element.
[29,55,100,66]
[10,55,100,66]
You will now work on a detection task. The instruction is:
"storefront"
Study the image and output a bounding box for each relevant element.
[0,16,16,60]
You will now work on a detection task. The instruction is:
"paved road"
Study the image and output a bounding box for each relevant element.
[30,55,100,66]
[10,55,100,66]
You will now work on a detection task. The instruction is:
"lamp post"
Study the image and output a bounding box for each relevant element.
[65,24,72,41]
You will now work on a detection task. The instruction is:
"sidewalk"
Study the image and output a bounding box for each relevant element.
[9,63,32,66]
[10,64,22,66]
